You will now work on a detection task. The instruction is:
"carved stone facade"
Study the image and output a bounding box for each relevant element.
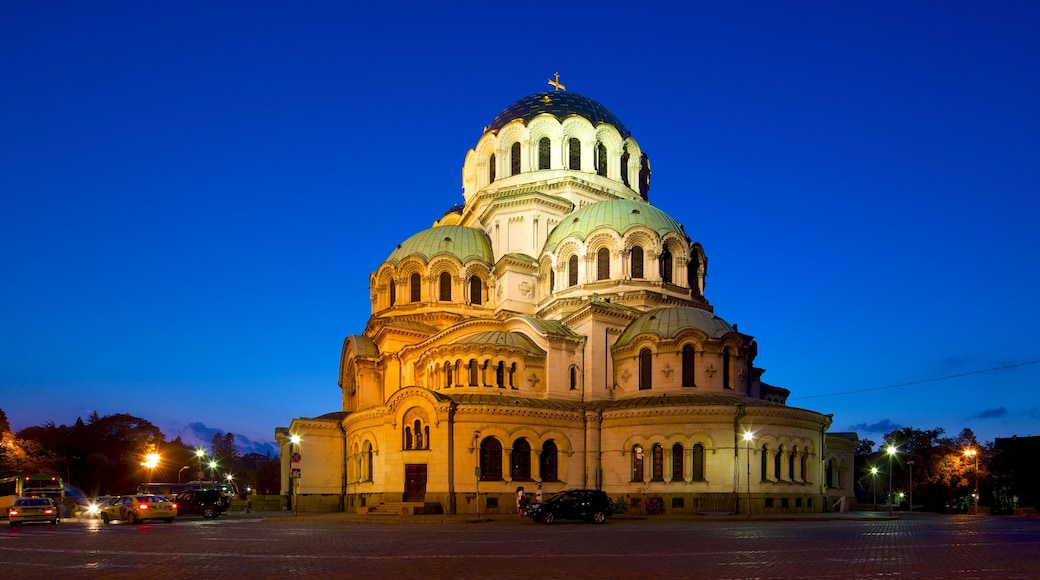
[278,87,855,515]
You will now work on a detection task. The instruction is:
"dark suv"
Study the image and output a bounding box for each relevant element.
[524,489,613,524]
[173,489,225,519]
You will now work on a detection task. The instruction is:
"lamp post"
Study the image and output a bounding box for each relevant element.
[885,444,898,510]
[195,448,206,481]
[907,460,914,512]
[473,430,481,517]
[743,431,754,517]
[964,448,978,514]
[290,434,301,517]
[870,466,879,507]
[142,452,160,483]
[178,465,190,483]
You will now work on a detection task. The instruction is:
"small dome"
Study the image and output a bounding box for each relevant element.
[615,307,734,348]
[543,199,685,251]
[485,91,631,139]
[386,225,494,265]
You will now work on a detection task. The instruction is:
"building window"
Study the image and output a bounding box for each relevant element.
[510,142,521,176]
[568,255,578,287]
[480,437,503,481]
[538,137,550,170]
[388,279,396,306]
[722,346,732,389]
[671,444,684,482]
[488,153,496,183]
[511,438,531,481]
[410,272,421,303]
[789,448,796,481]
[445,361,453,387]
[689,252,701,296]
[801,456,809,482]
[596,141,607,176]
[403,419,428,450]
[638,153,650,199]
[597,247,610,280]
[760,444,769,481]
[469,275,482,305]
[775,446,783,480]
[631,445,644,482]
[682,344,696,387]
[569,366,578,390]
[496,361,505,388]
[439,272,451,301]
[631,246,643,279]
[540,440,559,481]
[363,442,374,482]
[468,359,478,386]
[621,150,630,186]
[638,348,652,390]
[651,444,664,481]
[660,247,672,283]
[568,137,581,170]
[692,443,705,481]
[826,460,835,488]
[509,362,516,388]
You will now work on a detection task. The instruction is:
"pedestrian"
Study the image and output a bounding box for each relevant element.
[535,482,543,503]
[516,486,525,516]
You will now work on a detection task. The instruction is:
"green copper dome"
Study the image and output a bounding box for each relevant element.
[386,225,494,265]
[615,307,734,347]
[543,199,686,251]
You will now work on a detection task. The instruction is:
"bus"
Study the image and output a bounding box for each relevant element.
[0,474,65,516]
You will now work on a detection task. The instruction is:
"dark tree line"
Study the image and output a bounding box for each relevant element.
[0,408,280,498]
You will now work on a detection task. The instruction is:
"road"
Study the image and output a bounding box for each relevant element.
[2,513,1039,579]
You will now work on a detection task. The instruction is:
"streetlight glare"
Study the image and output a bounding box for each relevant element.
[870,466,878,475]
[886,444,898,455]
[743,431,754,442]
[142,453,160,469]
[290,434,301,445]
[195,448,206,458]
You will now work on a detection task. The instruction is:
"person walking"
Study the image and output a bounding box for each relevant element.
[516,486,526,516]
[535,482,543,503]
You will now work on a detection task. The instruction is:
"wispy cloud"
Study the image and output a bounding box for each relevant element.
[848,419,902,433]
[969,407,1007,419]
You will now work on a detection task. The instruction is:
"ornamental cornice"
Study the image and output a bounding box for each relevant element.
[451,404,583,422]
[290,417,345,432]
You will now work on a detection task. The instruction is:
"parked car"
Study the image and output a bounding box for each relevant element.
[174,489,225,519]
[7,497,60,526]
[99,495,177,524]
[524,489,613,524]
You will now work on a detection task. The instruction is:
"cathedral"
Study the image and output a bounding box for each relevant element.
[277,80,856,516]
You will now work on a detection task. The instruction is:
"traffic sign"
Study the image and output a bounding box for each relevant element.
[290,452,302,463]
[291,468,301,479]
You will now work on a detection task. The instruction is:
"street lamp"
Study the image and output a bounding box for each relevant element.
[142,452,160,483]
[907,460,915,513]
[870,466,879,507]
[964,448,978,514]
[473,430,481,517]
[208,460,218,481]
[886,445,898,510]
[178,465,190,483]
[743,431,754,517]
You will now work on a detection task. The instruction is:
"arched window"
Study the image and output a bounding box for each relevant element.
[568,255,578,287]
[496,361,504,388]
[538,137,550,170]
[826,459,835,488]
[620,150,630,186]
[511,438,531,480]
[660,247,672,283]
[631,246,643,279]
[682,344,696,387]
[692,443,705,481]
[775,446,783,480]
[488,153,496,183]
[439,272,451,301]
[510,142,521,176]
[638,348,652,390]
[469,275,482,305]
[468,359,478,386]
[569,366,578,390]
[568,137,581,170]
[445,361,453,387]
[652,444,664,481]
[549,268,555,293]
[410,272,421,303]
[789,447,797,481]
[638,153,650,199]
[760,444,769,481]
[597,247,610,280]
[404,426,413,450]
[671,443,684,482]
[801,455,809,483]
[509,363,516,388]
[596,141,607,176]
[540,440,559,481]
[363,441,374,482]
[689,252,701,296]
[631,444,644,482]
[480,437,503,481]
[722,346,732,389]
[388,279,396,306]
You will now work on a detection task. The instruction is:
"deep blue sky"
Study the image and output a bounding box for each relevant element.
[3,1,1038,448]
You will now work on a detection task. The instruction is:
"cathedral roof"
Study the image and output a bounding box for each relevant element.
[385,225,494,265]
[485,91,631,139]
[543,199,686,251]
[457,331,544,355]
[614,307,734,347]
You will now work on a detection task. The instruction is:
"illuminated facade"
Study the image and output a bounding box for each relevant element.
[277,84,855,515]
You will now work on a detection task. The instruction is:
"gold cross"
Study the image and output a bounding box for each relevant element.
[547,72,566,91]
